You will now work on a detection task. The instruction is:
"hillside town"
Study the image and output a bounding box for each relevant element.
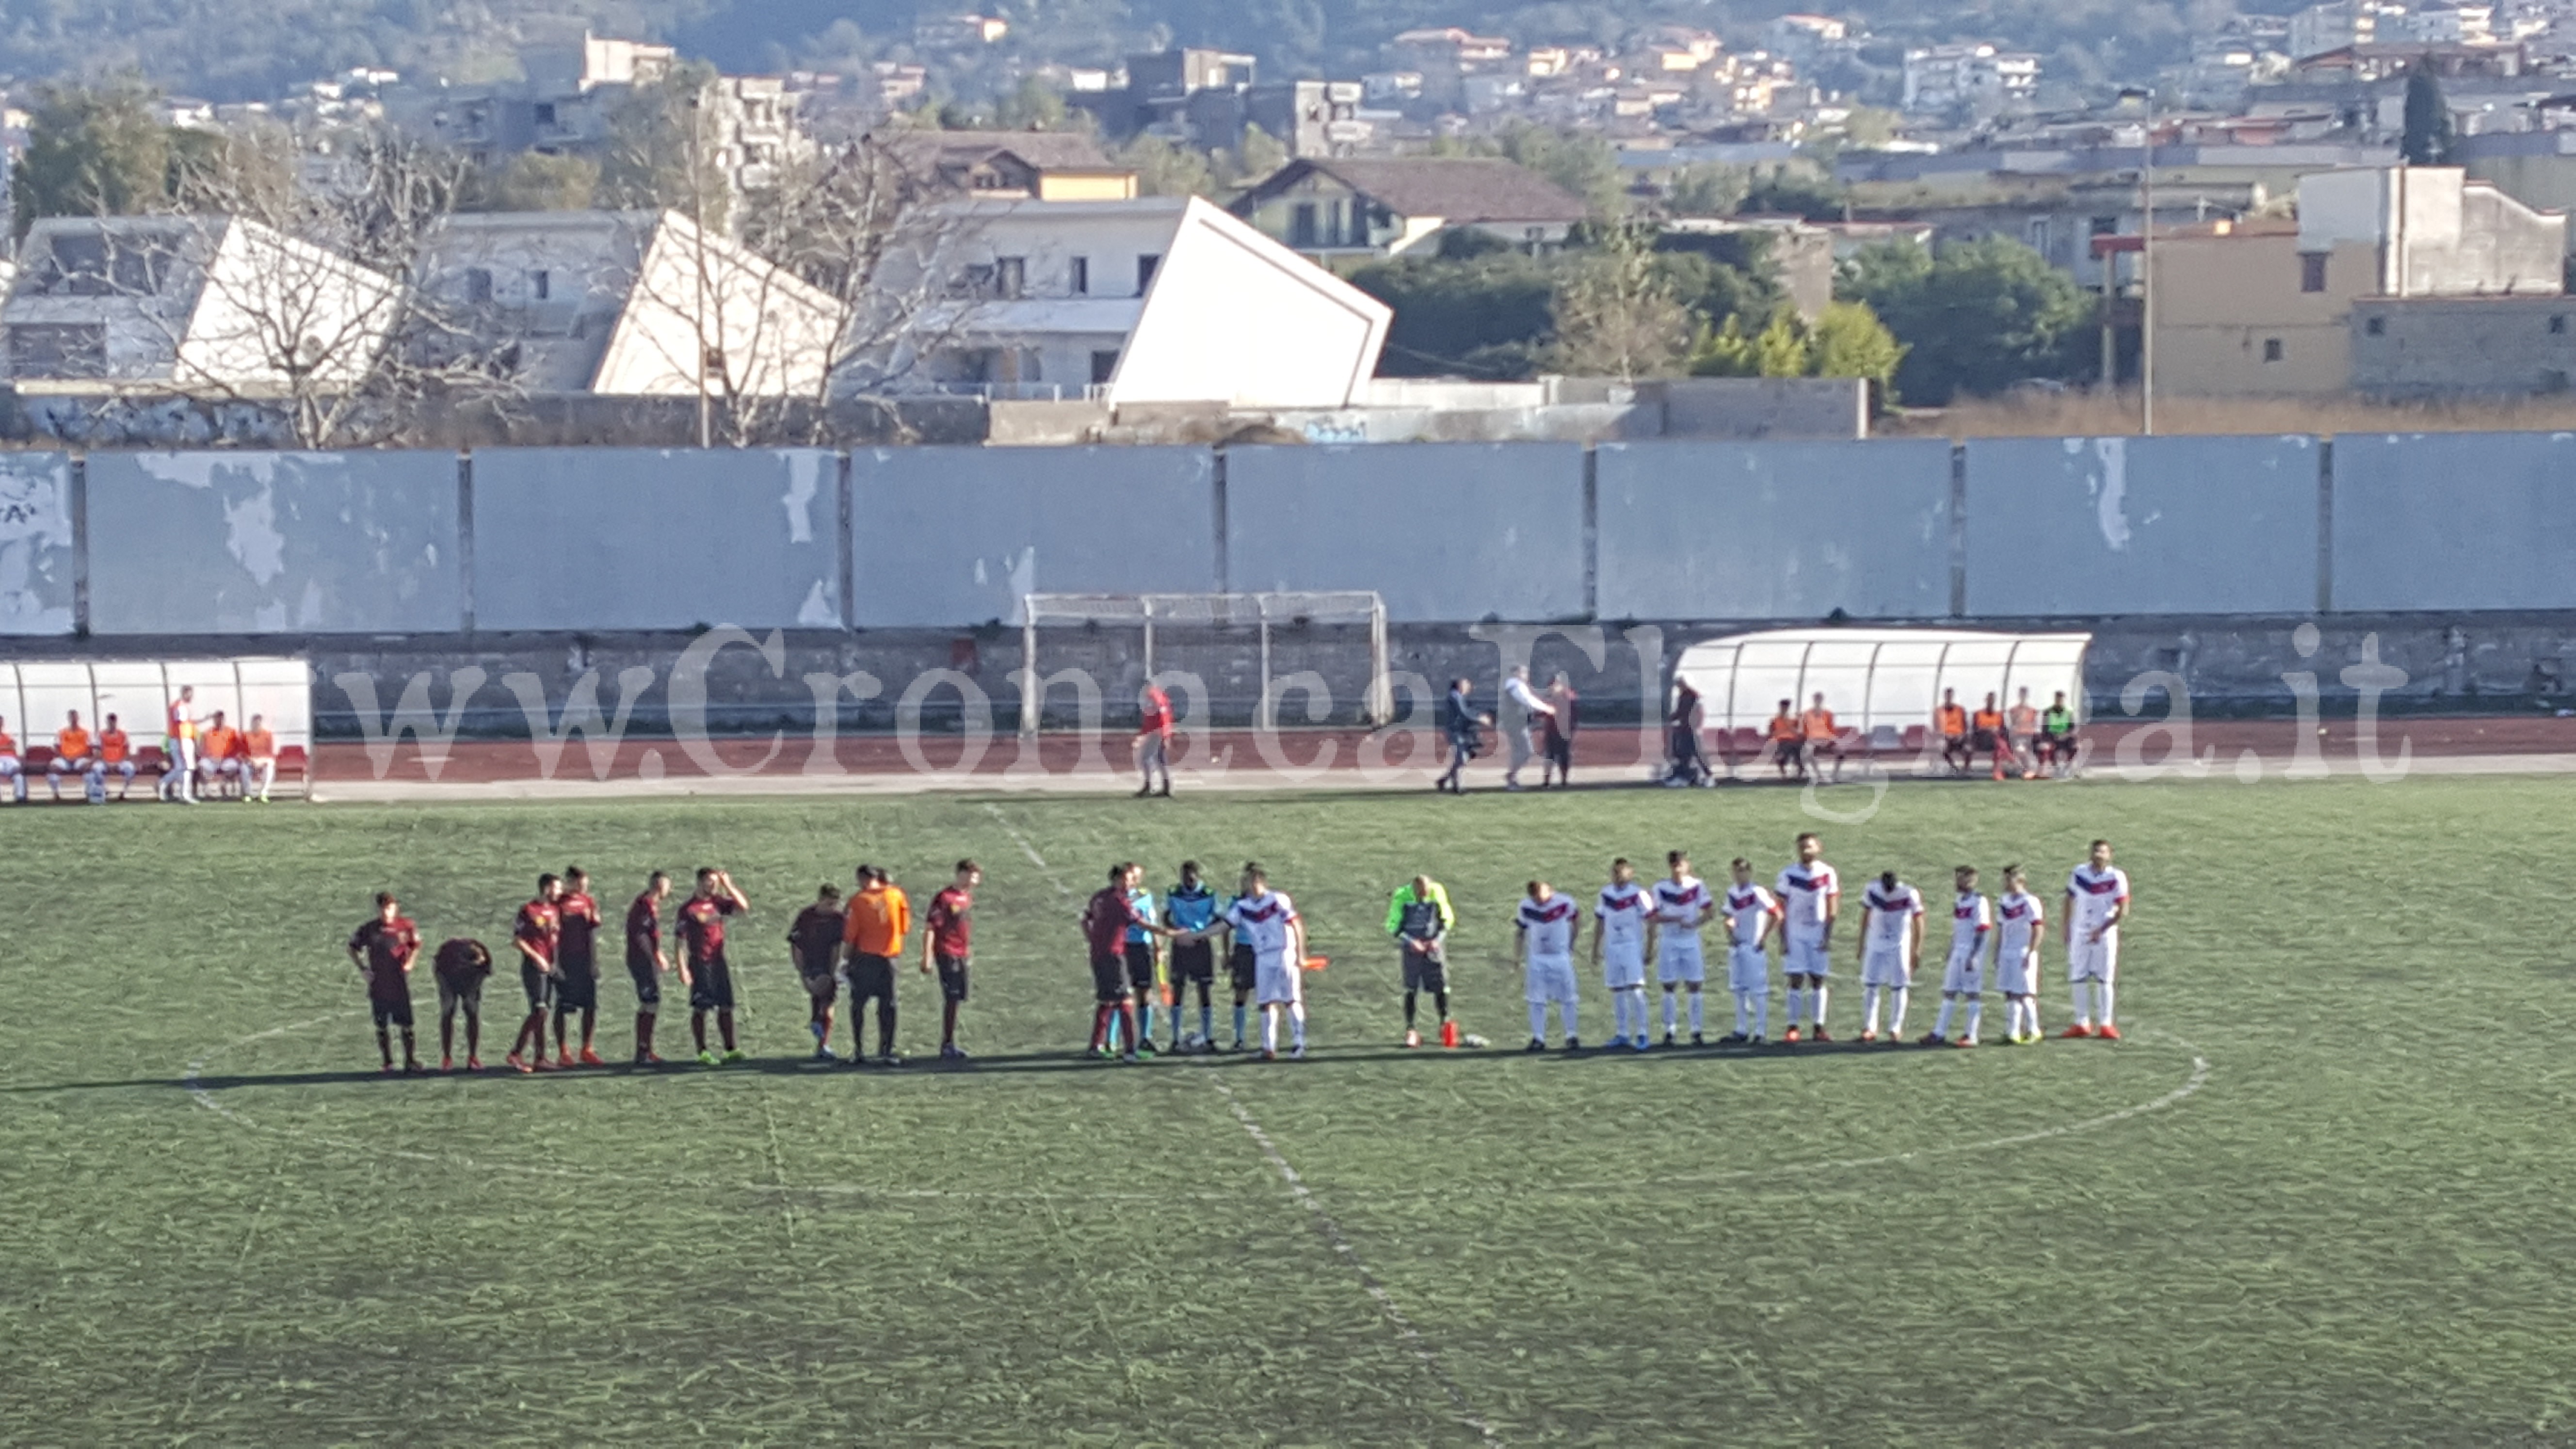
[9,1,2576,445]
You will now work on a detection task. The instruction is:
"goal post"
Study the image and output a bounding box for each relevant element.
[1019,591,1392,738]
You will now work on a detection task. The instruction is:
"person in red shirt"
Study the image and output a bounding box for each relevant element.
[432,937,495,1071]
[504,873,564,1074]
[1134,683,1174,798]
[679,867,751,1065]
[348,892,424,1073]
[551,867,606,1067]
[625,871,672,1065]
[921,859,982,1062]
[1081,862,1170,1059]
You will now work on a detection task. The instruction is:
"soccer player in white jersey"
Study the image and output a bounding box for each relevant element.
[1856,869,1924,1044]
[1592,859,1654,1051]
[1517,879,1583,1052]
[1775,833,1840,1043]
[2063,839,2131,1039]
[1223,865,1309,1060]
[1651,851,1715,1046]
[1928,865,1992,1047]
[1719,858,1780,1045]
[1991,864,2045,1043]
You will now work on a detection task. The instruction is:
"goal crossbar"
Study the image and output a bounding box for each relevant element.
[1019,591,1392,735]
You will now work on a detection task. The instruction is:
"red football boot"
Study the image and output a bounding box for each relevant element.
[2096,1023,2122,1041]
[2061,1024,2095,1039]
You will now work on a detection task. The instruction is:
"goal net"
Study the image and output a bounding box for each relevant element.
[1019,591,1391,735]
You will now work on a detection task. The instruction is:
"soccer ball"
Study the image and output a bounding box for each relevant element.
[1177,1030,1208,1055]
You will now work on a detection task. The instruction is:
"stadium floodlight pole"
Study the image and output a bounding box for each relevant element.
[2118,84,2160,437]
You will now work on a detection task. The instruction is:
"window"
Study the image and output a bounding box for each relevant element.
[2024,217,2051,254]
[8,323,107,378]
[995,256,1026,299]
[2262,338,2284,362]
[1069,256,1089,294]
[1136,254,1161,293]
[464,267,493,304]
[2365,316,2385,337]
[1327,200,1347,246]
[2300,253,2328,293]
[1291,202,1318,247]
[533,101,558,128]
[1091,349,1120,384]
[530,269,550,301]
[2089,214,2118,236]
[2553,315,2569,335]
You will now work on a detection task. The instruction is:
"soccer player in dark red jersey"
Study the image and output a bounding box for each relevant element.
[1080,862,1170,1060]
[789,883,847,1062]
[551,867,606,1067]
[348,892,424,1073]
[626,870,672,1064]
[505,873,564,1074]
[433,937,494,1071]
[679,867,751,1065]
[922,859,982,1061]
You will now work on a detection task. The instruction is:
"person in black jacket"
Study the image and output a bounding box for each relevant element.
[1436,677,1490,794]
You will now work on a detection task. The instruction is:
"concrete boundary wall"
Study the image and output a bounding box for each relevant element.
[35,431,2576,635]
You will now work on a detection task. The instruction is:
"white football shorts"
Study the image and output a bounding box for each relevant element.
[1995,947,2037,997]
[1727,943,1769,993]
[1940,945,1983,996]
[1657,936,1706,986]
[1861,944,1912,989]
[1255,953,1304,1006]
[2067,931,2119,982]
[1525,954,1580,1005]
[1782,934,1832,978]
[1601,943,1646,991]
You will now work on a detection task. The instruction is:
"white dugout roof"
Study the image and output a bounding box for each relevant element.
[1674,628,2092,736]
[0,658,311,750]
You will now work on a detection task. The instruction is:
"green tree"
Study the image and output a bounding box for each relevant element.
[1496,123,1621,216]
[1806,299,1907,406]
[1838,236,2092,404]
[1346,250,1557,378]
[1663,161,1748,217]
[13,79,184,235]
[1549,221,1692,380]
[995,76,1069,131]
[2402,68,2454,166]
[600,60,730,230]
[1118,134,1217,197]
[1741,168,1849,221]
[467,151,601,212]
[1235,124,1289,183]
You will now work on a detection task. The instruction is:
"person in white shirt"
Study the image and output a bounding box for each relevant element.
[1222,865,1309,1060]
[1774,833,1840,1043]
[1499,665,1554,792]
[1516,879,1583,1051]
[1719,858,1780,1045]
[2063,839,2131,1039]
[1651,850,1715,1046]
[1857,870,1924,1043]
[1990,864,2046,1044]
[1928,865,1992,1047]
[1591,859,1654,1051]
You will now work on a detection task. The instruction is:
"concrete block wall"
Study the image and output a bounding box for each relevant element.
[16,431,2576,645]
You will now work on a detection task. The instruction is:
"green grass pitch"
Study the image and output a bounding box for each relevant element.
[6,776,2576,1445]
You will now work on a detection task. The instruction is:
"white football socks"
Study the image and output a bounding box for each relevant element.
[1733,992,1752,1034]
[1888,985,1910,1037]
[2071,981,2092,1027]
[1529,1000,1548,1043]
[1783,986,1803,1028]
[1687,992,1704,1032]
[2096,980,2116,1029]
[1663,992,1679,1033]
[1934,998,1957,1038]
[1862,985,1883,1033]
[1810,984,1829,1030]
[1751,990,1769,1037]
[1289,1001,1306,1048]
[1963,998,1982,1042]
[1264,1005,1280,1052]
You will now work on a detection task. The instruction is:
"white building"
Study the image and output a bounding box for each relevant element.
[1900,43,2041,116]
[854,196,1389,409]
[2397,2,2496,43]
[2288,0,2401,60]
[413,209,843,398]
[2,216,399,392]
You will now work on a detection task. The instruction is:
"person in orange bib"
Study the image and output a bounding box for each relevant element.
[242,715,278,802]
[1765,698,1804,781]
[1935,689,1970,775]
[96,713,137,799]
[46,709,93,801]
[198,711,242,800]
[0,714,23,804]
[1971,694,2008,780]
[1800,692,1844,784]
